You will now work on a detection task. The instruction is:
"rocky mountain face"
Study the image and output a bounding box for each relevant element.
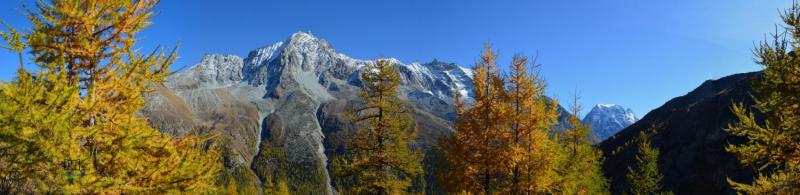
[599,72,761,194]
[145,31,767,195]
[142,32,569,193]
[583,104,638,142]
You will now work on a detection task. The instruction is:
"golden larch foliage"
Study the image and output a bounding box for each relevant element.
[0,0,222,193]
[439,45,562,194]
[725,2,800,194]
[334,59,423,195]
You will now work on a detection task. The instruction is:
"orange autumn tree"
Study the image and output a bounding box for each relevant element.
[0,0,221,193]
[439,45,508,194]
[439,45,561,194]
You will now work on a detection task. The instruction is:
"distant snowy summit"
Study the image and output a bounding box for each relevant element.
[583,104,638,142]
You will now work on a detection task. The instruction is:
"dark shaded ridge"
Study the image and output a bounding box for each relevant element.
[599,72,762,195]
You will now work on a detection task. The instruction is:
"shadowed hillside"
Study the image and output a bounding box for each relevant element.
[600,72,761,194]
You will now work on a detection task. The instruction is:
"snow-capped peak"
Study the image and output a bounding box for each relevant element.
[291,31,318,44]
[583,104,638,142]
[284,31,332,56]
[395,60,474,101]
[175,31,476,104]
[596,103,619,108]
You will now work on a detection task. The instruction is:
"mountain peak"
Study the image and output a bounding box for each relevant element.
[173,54,244,87]
[285,31,330,50]
[584,104,638,142]
[423,59,461,71]
[595,104,621,109]
[290,31,318,41]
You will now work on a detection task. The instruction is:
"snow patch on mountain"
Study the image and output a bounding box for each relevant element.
[248,42,285,67]
[394,60,475,103]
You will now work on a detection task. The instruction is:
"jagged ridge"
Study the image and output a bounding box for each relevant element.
[143,31,482,194]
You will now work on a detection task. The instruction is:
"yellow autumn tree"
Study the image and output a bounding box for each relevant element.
[0,0,221,193]
[334,59,423,194]
[725,2,800,194]
[439,45,562,194]
[503,54,561,193]
[439,45,508,194]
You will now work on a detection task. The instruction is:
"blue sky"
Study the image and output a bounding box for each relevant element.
[0,0,792,117]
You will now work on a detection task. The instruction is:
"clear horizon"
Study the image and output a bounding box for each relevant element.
[0,0,791,118]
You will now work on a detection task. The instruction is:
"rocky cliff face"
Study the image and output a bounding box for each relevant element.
[599,72,761,194]
[141,32,494,193]
[583,104,638,142]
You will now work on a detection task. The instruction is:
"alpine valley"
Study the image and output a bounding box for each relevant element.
[141,32,750,194]
[4,0,798,194]
[142,32,576,193]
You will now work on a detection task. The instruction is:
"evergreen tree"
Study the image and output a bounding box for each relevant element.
[422,146,446,194]
[0,0,221,193]
[553,95,609,194]
[725,2,800,194]
[335,59,423,194]
[626,131,667,195]
[251,139,293,194]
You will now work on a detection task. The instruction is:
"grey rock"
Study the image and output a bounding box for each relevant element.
[142,31,571,194]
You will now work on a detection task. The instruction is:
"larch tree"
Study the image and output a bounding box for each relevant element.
[626,131,667,195]
[503,54,561,193]
[439,45,562,194]
[0,0,221,193]
[725,2,800,194]
[334,59,423,194]
[553,95,609,194]
[439,45,508,194]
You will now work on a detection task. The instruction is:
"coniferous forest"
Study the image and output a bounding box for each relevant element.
[0,0,799,194]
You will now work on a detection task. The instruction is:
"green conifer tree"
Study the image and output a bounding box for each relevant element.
[335,59,423,194]
[725,2,800,194]
[626,131,667,195]
[554,95,609,195]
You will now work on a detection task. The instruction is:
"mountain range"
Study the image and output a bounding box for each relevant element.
[141,31,752,194]
[142,32,571,193]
